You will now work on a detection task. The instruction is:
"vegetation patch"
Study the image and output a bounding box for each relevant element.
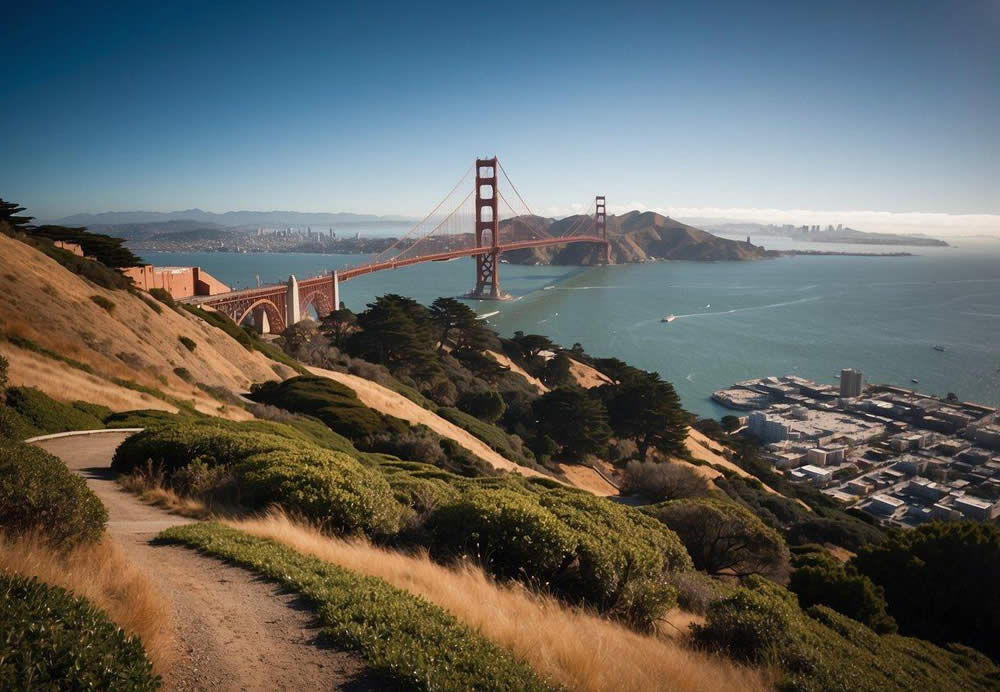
[178,335,197,352]
[90,294,116,313]
[0,574,159,691]
[3,386,106,437]
[436,406,538,469]
[250,376,407,440]
[112,423,400,536]
[0,440,107,545]
[693,575,1000,692]
[158,522,550,691]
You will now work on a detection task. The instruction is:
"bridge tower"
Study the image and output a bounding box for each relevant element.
[596,195,611,264]
[469,157,502,298]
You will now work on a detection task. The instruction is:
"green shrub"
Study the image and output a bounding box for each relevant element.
[250,376,407,440]
[426,488,576,580]
[0,406,39,441]
[112,423,399,537]
[437,406,538,469]
[644,497,790,579]
[0,574,159,691]
[148,288,176,308]
[0,440,107,544]
[159,522,549,691]
[90,294,116,313]
[178,336,197,352]
[4,386,105,436]
[425,484,693,629]
[183,305,308,374]
[173,367,193,383]
[71,401,113,422]
[789,551,896,633]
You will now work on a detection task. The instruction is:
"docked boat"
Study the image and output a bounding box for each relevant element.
[662,314,677,323]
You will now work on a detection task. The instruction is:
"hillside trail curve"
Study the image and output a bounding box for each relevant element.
[33,430,391,692]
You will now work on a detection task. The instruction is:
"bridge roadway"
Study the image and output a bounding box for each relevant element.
[183,234,607,306]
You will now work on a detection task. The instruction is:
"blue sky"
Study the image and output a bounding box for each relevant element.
[2,0,998,230]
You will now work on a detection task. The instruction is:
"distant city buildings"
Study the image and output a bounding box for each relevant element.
[840,368,864,398]
[713,369,1000,527]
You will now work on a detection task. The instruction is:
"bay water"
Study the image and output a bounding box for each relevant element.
[144,238,1000,419]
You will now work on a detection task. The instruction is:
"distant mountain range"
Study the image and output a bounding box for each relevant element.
[503,211,770,264]
[45,209,414,228]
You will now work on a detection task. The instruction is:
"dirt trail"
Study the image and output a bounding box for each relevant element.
[35,431,386,692]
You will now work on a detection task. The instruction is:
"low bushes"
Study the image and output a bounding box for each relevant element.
[3,386,106,437]
[112,423,399,536]
[0,441,107,545]
[0,574,159,691]
[424,484,693,630]
[178,336,197,352]
[159,522,549,691]
[437,406,538,469]
[250,376,407,440]
[693,576,1000,692]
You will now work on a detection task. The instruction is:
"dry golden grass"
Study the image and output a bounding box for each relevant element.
[226,511,771,692]
[556,462,618,496]
[0,233,288,417]
[118,473,212,519]
[0,532,174,673]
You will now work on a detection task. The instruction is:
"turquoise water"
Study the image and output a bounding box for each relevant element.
[144,240,1000,418]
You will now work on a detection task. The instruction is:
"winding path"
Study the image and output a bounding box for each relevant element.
[33,431,389,692]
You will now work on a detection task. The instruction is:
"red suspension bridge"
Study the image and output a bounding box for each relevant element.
[186,157,610,333]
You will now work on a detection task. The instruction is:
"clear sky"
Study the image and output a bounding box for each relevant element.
[2,0,998,232]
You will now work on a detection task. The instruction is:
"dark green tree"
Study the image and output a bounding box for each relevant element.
[457,390,506,424]
[429,297,490,352]
[543,351,573,387]
[531,387,611,459]
[851,521,1000,659]
[789,551,896,633]
[0,199,34,232]
[27,225,143,268]
[320,308,357,349]
[597,371,688,460]
[347,295,439,377]
[721,415,741,433]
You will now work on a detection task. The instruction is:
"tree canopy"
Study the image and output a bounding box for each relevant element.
[597,370,688,459]
[851,521,1000,659]
[531,387,611,459]
[645,497,789,578]
[789,550,896,633]
[429,297,491,353]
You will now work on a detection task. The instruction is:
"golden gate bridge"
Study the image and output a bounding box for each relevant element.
[186,157,610,334]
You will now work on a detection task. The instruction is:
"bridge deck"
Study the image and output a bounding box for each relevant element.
[183,235,606,306]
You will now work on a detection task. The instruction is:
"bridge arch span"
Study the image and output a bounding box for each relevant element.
[236,298,286,334]
[300,290,333,319]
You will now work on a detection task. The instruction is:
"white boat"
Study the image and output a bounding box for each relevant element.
[911,378,919,384]
[543,285,554,290]
[662,314,677,323]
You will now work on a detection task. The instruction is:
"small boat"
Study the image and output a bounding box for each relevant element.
[911,378,919,384]
[543,286,554,291]
[662,314,677,323]
[933,345,946,352]
[704,304,711,308]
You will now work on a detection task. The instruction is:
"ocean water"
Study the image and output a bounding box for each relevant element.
[144,238,1000,419]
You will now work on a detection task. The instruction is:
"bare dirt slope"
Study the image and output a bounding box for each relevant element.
[0,234,292,417]
[568,358,613,389]
[487,350,548,393]
[35,431,384,692]
[306,366,548,479]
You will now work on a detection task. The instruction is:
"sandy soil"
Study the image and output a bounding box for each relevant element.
[0,234,289,417]
[487,350,548,393]
[34,432,384,692]
[306,366,548,479]
[556,463,619,496]
[568,359,613,389]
